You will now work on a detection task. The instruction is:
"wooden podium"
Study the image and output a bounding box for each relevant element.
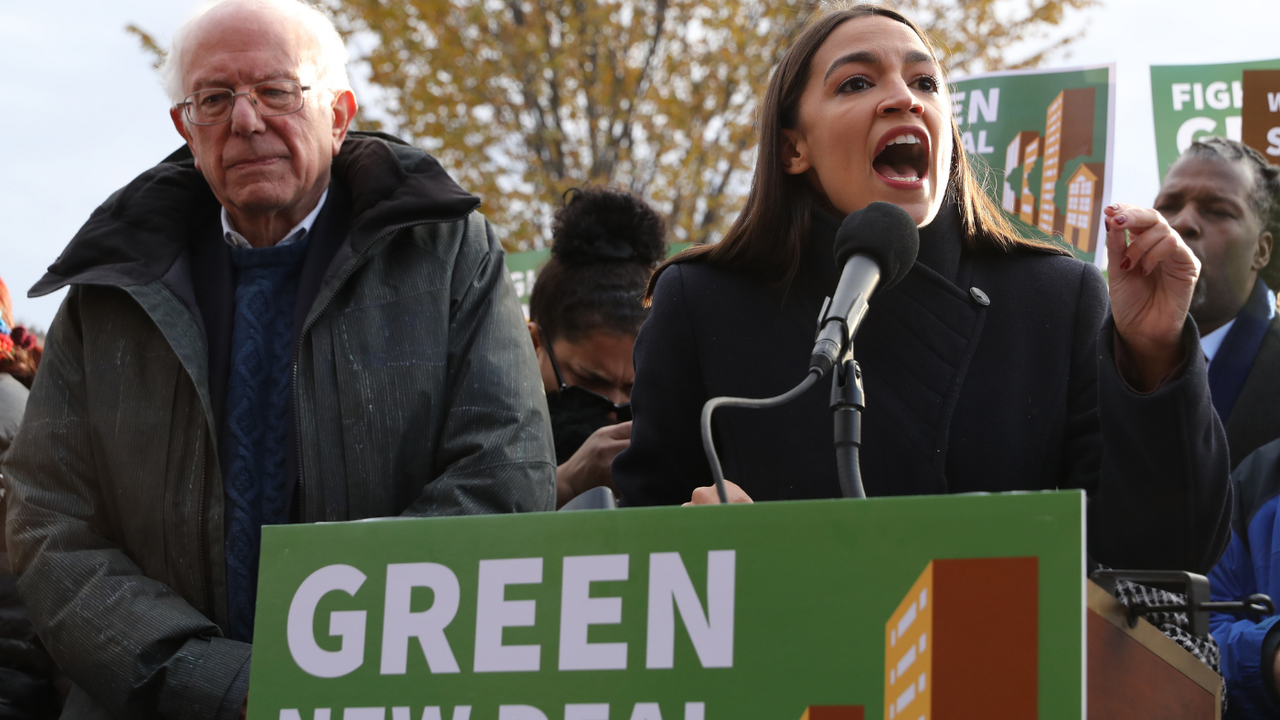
[1087,580,1223,719]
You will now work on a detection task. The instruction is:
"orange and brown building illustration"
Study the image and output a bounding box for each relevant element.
[1001,131,1042,227]
[996,86,1103,250]
[1037,88,1097,237]
[1064,163,1105,252]
[883,557,1039,720]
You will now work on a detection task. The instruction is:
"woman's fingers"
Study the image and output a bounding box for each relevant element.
[685,480,753,505]
[685,486,720,505]
[1136,234,1184,276]
[1118,224,1174,274]
[1104,204,1131,271]
[603,421,632,439]
[1105,204,1169,271]
[1107,205,1196,278]
[1105,204,1166,233]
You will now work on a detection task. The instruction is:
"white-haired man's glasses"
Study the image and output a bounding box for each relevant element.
[178,80,311,126]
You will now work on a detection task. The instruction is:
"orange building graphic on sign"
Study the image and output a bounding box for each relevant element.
[883,557,1039,720]
[1001,131,1042,227]
[1037,88,1097,237]
[1065,163,1105,252]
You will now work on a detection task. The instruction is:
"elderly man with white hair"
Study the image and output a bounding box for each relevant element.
[2,0,555,717]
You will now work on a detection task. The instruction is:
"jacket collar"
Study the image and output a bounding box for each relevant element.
[1207,276,1276,422]
[802,194,965,291]
[31,132,480,297]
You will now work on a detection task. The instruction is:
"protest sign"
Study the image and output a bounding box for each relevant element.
[1241,69,1280,161]
[248,491,1085,720]
[1150,58,1280,179]
[951,65,1115,264]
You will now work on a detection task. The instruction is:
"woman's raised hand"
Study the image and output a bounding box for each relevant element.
[1103,203,1201,391]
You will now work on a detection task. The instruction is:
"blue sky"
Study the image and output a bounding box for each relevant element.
[1,0,1275,330]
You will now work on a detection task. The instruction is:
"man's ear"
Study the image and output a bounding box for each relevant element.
[169,107,198,169]
[1253,230,1274,272]
[330,89,358,156]
[780,128,812,175]
[528,321,543,352]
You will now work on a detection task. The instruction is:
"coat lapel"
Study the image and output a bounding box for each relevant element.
[858,257,987,496]
[1209,278,1274,423]
[799,203,987,498]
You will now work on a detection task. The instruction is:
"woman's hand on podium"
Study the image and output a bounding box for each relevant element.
[685,480,754,505]
[1103,203,1201,392]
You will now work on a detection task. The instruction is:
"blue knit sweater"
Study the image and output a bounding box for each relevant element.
[223,236,309,642]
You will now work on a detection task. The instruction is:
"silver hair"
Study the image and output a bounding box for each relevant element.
[160,0,352,105]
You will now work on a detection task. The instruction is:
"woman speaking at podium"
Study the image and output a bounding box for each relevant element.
[612,5,1231,572]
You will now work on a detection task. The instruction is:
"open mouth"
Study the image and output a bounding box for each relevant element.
[873,128,930,185]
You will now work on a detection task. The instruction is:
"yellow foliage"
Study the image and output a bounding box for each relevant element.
[133,0,1095,250]
[324,0,817,249]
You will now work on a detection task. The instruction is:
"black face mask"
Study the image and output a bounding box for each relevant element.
[545,341,631,464]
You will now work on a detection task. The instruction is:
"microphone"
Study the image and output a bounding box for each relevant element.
[808,202,920,377]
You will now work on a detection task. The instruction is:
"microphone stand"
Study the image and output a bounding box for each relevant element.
[830,349,866,499]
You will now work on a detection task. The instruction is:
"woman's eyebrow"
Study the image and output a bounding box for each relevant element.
[824,51,878,82]
[904,50,934,66]
[823,49,937,83]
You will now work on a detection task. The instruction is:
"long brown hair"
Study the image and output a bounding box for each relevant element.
[646,5,1063,300]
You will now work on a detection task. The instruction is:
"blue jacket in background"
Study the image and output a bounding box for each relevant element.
[1210,437,1280,718]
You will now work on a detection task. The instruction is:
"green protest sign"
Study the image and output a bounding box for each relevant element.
[249,491,1084,720]
[950,65,1115,265]
[1150,58,1280,180]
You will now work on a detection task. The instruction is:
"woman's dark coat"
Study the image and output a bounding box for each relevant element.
[613,207,1233,574]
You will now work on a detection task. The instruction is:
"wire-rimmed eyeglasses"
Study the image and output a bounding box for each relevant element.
[177,80,311,126]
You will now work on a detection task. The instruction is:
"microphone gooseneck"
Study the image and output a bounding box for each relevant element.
[808,202,920,377]
[700,369,823,504]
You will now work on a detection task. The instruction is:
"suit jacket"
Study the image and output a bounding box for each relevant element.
[1213,278,1280,470]
[613,205,1232,574]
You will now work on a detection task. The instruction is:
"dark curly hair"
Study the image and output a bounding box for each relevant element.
[530,187,667,344]
[1181,137,1280,290]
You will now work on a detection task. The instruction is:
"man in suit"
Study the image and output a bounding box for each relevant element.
[1154,136,1280,469]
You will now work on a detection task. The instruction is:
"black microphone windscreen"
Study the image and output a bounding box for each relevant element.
[833,202,921,293]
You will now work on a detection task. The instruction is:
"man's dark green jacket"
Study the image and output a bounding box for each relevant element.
[1,133,556,719]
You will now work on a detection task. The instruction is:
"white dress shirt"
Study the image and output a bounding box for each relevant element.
[1200,286,1278,368]
[219,187,330,250]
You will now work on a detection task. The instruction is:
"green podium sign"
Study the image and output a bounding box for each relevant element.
[249,491,1085,720]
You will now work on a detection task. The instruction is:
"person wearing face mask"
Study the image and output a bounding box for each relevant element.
[613,5,1231,574]
[528,187,667,508]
